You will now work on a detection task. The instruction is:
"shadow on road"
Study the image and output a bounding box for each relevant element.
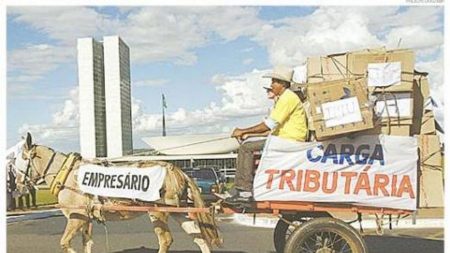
[365,235,443,253]
[113,246,246,253]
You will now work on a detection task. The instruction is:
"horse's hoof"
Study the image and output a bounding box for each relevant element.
[63,248,77,253]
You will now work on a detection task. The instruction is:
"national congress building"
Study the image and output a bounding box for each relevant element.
[78,36,133,158]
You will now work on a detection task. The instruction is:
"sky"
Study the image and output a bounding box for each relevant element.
[7,6,445,152]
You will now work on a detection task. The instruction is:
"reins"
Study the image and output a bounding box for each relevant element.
[134,136,233,155]
[24,145,60,185]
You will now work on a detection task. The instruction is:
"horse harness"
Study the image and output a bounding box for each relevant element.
[25,145,82,196]
[49,152,82,196]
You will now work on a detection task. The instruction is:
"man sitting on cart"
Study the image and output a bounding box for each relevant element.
[225,66,308,204]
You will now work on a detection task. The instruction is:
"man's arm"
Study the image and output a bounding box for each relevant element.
[231,122,270,140]
[242,130,271,140]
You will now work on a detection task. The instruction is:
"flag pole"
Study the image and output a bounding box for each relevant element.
[162,94,166,136]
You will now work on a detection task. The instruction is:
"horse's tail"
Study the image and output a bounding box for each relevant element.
[184,173,223,247]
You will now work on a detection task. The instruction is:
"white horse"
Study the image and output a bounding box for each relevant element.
[16,133,222,253]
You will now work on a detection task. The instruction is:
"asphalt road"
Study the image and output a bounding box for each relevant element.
[7,214,443,253]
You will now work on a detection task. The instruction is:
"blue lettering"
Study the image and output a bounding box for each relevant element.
[307,145,323,163]
[322,144,339,164]
[306,143,385,166]
[339,144,355,165]
[355,145,370,164]
[370,145,385,165]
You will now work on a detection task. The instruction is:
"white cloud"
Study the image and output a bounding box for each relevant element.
[117,7,262,64]
[196,7,262,41]
[132,98,160,132]
[8,7,117,45]
[8,6,263,89]
[241,47,254,53]
[8,44,74,85]
[18,88,79,151]
[133,69,273,136]
[384,25,443,49]
[10,6,443,84]
[243,58,254,65]
[52,88,79,126]
[416,49,444,127]
[249,7,443,68]
[133,79,169,87]
[253,8,382,67]
[9,6,444,72]
[376,6,443,32]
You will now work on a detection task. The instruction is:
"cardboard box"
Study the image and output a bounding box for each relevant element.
[308,78,369,115]
[349,49,414,84]
[307,78,374,140]
[371,78,423,135]
[307,48,415,92]
[419,167,444,208]
[410,74,437,135]
[307,54,349,83]
[418,134,444,208]
[374,92,414,124]
[412,79,425,135]
[302,101,316,131]
[359,124,411,136]
[418,134,443,168]
[414,72,430,99]
[421,111,437,135]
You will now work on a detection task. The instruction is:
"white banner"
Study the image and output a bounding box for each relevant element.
[78,164,167,202]
[254,135,418,210]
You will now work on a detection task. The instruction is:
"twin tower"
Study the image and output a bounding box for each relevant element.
[78,36,133,158]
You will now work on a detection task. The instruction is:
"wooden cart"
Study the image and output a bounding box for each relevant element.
[59,199,412,253]
[221,201,412,253]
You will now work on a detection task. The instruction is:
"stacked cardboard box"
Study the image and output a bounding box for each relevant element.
[307,48,415,91]
[306,48,420,137]
[418,133,443,208]
[413,74,443,208]
[415,73,438,135]
[307,78,374,140]
[303,47,443,207]
[365,78,423,136]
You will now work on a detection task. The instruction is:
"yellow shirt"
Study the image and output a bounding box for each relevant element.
[269,89,308,141]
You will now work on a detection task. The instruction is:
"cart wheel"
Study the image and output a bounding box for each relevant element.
[274,215,298,253]
[274,212,331,253]
[284,217,368,253]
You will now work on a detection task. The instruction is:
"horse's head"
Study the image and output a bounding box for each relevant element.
[11,132,33,193]
[15,132,53,186]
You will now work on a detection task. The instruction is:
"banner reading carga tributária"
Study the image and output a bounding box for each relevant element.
[253,135,418,210]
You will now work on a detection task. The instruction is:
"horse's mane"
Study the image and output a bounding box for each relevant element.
[34,144,66,157]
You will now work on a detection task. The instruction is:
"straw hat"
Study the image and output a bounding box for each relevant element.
[262,65,293,83]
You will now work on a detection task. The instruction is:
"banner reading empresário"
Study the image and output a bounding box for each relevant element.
[78,164,167,202]
[253,135,418,210]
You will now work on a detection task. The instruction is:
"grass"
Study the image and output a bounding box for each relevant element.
[224,182,234,191]
[35,188,58,206]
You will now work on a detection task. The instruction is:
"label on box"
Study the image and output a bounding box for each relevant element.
[321,97,363,127]
[368,62,401,87]
[375,93,412,118]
